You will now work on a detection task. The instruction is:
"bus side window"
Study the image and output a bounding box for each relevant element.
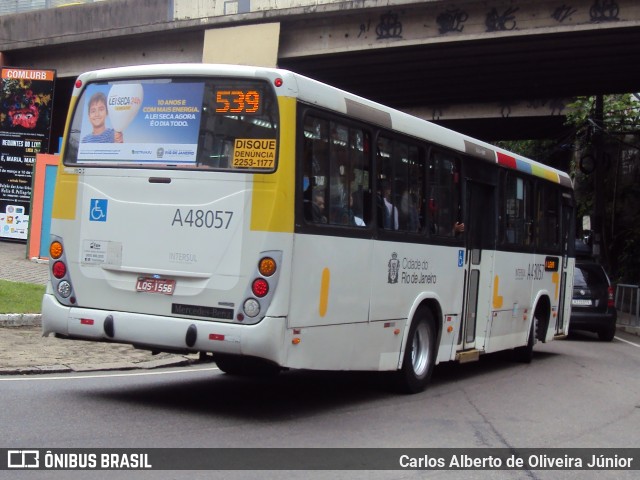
[503,174,533,246]
[428,151,462,237]
[398,145,423,233]
[302,117,329,224]
[376,137,397,230]
[537,184,560,251]
[376,137,424,233]
[302,114,370,227]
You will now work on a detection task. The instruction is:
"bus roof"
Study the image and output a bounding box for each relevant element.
[75,63,572,188]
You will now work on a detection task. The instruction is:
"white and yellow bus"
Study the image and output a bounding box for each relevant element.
[42,64,575,392]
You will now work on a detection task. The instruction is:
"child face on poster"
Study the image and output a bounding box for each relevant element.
[88,93,108,134]
[87,92,123,143]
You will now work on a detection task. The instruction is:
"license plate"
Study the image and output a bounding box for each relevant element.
[136,277,176,295]
[572,299,592,306]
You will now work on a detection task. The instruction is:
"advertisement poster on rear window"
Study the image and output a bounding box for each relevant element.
[0,67,56,241]
[76,82,204,165]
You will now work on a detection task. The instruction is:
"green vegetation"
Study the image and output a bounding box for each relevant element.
[0,280,45,314]
[497,94,640,283]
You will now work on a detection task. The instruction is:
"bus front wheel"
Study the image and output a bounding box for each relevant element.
[395,310,436,394]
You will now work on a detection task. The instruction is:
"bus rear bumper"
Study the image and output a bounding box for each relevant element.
[41,294,287,365]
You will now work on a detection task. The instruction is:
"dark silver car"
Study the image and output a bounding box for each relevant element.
[569,259,617,341]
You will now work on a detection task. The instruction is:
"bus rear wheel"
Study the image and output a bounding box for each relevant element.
[513,316,538,363]
[395,310,436,394]
[214,354,281,377]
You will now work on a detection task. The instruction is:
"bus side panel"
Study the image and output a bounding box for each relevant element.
[559,257,575,335]
[283,320,407,371]
[481,250,565,354]
[369,241,466,330]
[288,234,373,328]
[534,251,563,342]
[483,250,532,353]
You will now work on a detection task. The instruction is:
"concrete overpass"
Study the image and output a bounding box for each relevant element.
[1,0,639,152]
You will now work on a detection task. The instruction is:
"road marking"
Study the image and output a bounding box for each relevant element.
[615,336,640,348]
[0,366,220,382]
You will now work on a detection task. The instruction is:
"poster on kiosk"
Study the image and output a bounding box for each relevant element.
[0,67,56,241]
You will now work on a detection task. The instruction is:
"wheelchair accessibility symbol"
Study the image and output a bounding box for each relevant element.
[90,199,108,222]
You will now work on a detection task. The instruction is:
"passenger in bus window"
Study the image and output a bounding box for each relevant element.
[82,92,123,144]
[312,188,327,223]
[351,192,366,226]
[430,202,464,237]
[400,191,421,232]
[378,181,398,230]
[376,183,388,228]
[435,221,464,237]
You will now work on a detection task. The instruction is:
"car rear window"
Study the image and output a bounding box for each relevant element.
[574,263,608,289]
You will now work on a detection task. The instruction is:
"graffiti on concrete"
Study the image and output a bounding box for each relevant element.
[485,6,520,32]
[436,8,469,34]
[358,20,372,38]
[551,5,578,22]
[499,98,567,118]
[376,11,403,39]
[351,1,625,43]
[526,98,567,115]
[589,0,620,22]
[431,107,445,121]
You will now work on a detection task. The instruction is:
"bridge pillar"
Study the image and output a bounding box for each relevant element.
[202,23,280,67]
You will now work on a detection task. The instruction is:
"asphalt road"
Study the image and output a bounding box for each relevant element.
[2,330,639,480]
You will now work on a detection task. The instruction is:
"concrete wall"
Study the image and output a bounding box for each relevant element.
[1,0,638,130]
[0,0,172,51]
[14,31,205,78]
[172,0,416,19]
[3,0,640,64]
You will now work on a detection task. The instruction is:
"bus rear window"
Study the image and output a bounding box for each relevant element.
[64,77,279,171]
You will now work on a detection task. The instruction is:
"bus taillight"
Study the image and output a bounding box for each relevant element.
[243,298,260,318]
[240,251,282,322]
[52,261,66,279]
[49,236,77,305]
[258,257,276,276]
[50,241,63,259]
[252,278,269,297]
[57,281,73,299]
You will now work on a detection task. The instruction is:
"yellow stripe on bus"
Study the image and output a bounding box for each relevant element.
[52,95,80,220]
[493,275,504,309]
[250,96,296,233]
[51,169,79,220]
[531,164,559,183]
[319,267,330,317]
[552,272,560,300]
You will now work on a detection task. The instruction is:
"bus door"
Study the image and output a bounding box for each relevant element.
[556,193,576,334]
[461,180,496,350]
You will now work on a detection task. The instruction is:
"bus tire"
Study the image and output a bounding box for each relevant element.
[395,309,436,394]
[513,317,537,363]
[214,354,280,377]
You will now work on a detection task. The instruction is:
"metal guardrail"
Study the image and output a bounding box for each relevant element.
[615,284,640,327]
